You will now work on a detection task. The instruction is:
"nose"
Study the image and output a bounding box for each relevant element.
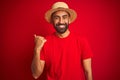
[59,18,64,24]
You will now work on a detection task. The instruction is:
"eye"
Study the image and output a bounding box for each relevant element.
[53,16,59,20]
[63,15,68,19]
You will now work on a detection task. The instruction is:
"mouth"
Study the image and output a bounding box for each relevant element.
[54,23,68,34]
[57,24,66,28]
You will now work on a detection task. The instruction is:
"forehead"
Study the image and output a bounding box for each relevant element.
[52,10,70,16]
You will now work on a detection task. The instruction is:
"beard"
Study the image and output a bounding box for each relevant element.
[54,23,69,34]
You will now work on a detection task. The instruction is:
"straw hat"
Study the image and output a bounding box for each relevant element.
[45,2,77,23]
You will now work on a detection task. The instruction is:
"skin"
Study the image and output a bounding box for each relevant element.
[31,10,93,80]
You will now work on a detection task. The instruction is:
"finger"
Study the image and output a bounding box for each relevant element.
[43,39,47,43]
[43,38,47,42]
[34,34,36,38]
[38,36,44,40]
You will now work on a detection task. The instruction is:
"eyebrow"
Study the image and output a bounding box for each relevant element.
[51,11,70,18]
[62,15,68,17]
[53,14,68,18]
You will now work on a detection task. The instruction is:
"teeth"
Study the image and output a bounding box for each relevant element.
[59,25,65,28]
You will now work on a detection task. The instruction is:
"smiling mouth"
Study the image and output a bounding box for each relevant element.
[58,25,65,28]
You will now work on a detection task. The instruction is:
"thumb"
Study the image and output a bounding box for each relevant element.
[44,39,47,43]
[34,34,36,38]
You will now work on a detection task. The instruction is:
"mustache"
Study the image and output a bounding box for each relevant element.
[56,23,67,26]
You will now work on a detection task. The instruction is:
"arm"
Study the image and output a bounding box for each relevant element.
[31,35,46,79]
[83,58,93,80]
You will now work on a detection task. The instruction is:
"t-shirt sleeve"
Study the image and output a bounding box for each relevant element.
[80,38,93,59]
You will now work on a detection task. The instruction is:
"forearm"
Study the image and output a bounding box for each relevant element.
[31,35,46,79]
[85,70,93,80]
[83,58,93,80]
[31,49,43,79]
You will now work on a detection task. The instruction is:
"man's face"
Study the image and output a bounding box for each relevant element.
[51,10,70,34]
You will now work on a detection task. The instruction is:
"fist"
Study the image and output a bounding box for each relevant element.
[34,34,47,50]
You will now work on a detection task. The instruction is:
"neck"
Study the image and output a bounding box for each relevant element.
[56,29,70,38]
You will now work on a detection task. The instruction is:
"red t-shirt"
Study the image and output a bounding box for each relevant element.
[40,32,93,80]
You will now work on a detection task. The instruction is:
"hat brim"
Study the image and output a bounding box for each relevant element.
[45,8,77,23]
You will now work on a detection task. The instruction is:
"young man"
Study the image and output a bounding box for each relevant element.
[31,2,93,80]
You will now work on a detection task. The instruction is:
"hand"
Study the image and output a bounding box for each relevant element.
[34,34,47,51]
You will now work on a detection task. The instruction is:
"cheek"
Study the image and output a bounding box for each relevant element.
[64,18,70,22]
[65,20,69,24]
[53,20,59,25]
[51,19,58,24]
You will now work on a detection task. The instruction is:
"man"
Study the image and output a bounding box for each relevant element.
[31,2,93,80]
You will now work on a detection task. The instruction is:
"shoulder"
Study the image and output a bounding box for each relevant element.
[71,32,89,46]
[71,32,87,41]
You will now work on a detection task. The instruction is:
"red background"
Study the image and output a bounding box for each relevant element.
[0,0,120,80]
